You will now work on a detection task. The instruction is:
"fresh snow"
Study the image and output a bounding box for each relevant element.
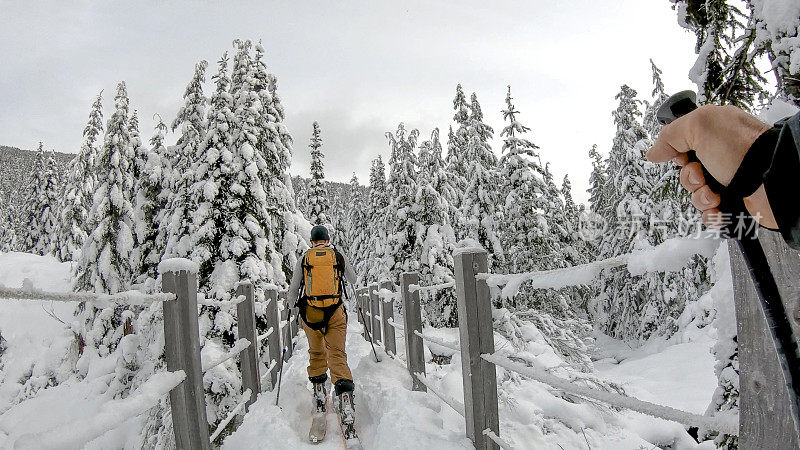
[157,257,199,274]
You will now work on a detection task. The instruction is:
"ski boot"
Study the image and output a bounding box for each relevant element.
[335,380,356,425]
[310,373,328,413]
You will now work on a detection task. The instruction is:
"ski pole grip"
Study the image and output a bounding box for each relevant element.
[656,90,726,195]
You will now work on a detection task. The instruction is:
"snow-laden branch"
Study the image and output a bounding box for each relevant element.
[414,330,461,353]
[480,237,720,299]
[14,370,186,450]
[409,281,455,294]
[202,339,251,373]
[482,353,739,436]
[257,327,274,343]
[210,389,252,443]
[482,429,513,450]
[197,294,246,308]
[413,372,465,418]
[0,283,175,306]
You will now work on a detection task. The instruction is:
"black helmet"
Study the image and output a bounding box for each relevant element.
[310,225,330,242]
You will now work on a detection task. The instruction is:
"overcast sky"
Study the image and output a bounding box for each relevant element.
[0,1,697,203]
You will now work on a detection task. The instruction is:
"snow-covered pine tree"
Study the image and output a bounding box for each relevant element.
[497,86,550,299]
[189,52,236,292]
[364,156,390,284]
[384,123,421,279]
[22,144,61,256]
[38,150,62,257]
[0,188,18,252]
[56,92,103,262]
[674,0,767,109]
[750,0,800,105]
[416,128,458,327]
[307,121,330,227]
[222,40,279,292]
[22,144,46,254]
[587,144,608,217]
[133,116,168,281]
[460,92,503,265]
[160,60,207,262]
[252,41,306,280]
[445,84,471,232]
[344,173,368,267]
[73,81,137,294]
[594,85,661,340]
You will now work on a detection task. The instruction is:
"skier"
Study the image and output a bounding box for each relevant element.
[287,224,359,443]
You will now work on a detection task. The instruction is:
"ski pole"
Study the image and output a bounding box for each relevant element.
[657,92,800,402]
[358,305,382,363]
[275,347,287,406]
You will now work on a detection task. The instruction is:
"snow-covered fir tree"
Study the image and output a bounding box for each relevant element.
[306,121,329,227]
[445,85,471,220]
[674,0,766,109]
[73,81,136,294]
[22,144,61,256]
[497,86,550,304]
[133,116,167,281]
[0,190,17,252]
[459,92,503,265]
[750,0,800,105]
[363,156,390,284]
[56,92,103,262]
[343,173,368,265]
[252,41,306,279]
[416,128,458,327]
[384,123,421,280]
[161,60,208,261]
[593,85,662,340]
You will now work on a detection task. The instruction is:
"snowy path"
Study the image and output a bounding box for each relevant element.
[222,316,473,449]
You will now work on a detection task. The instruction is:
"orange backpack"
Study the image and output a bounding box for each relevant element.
[302,246,344,308]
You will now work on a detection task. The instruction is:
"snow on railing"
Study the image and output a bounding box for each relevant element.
[414,330,461,353]
[480,237,720,299]
[482,429,514,450]
[387,317,404,331]
[408,281,455,294]
[413,372,465,418]
[202,339,251,373]
[257,326,275,343]
[482,352,739,436]
[377,288,399,302]
[14,370,186,450]
[260,359,278,386]
[197,293,247,308]
[210,389,253,443]
[0,284,175,306]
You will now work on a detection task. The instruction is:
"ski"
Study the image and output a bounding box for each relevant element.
[334,395,362,449]
[308,390,330,444]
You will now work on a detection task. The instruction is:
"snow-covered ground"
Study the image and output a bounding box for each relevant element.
[0,252,723,449]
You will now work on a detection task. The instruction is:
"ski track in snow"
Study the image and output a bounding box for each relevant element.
[222,317,473,449]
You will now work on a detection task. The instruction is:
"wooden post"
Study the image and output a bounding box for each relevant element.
[380,280,396,356]
[264,287,281,390]
[369,283,382,345]
[280,291,292,362]
[162,268,211,450]
[454,249,500,450]
[401,272,426,392]
[364,287,373,338]
[356,287,366,339]
[730,230,800,448]
[236,282,260,410]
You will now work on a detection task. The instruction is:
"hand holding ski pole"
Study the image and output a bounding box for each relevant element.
[646,98,776,229]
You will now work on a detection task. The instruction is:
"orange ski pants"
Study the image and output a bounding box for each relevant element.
[302,305,353,384]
